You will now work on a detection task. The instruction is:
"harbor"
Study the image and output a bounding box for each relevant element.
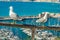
[0,2,60,40]
[0,12,60,40]
[0,21,60,40]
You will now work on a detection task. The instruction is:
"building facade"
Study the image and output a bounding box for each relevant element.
[35,0,59,2]
[0,0,59,2]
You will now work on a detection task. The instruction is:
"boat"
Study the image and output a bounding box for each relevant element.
[0,29,20,40]
[22,28,56,40]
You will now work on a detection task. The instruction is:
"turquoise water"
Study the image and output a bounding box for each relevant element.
[0,2,60,39]
[0,2,60,16]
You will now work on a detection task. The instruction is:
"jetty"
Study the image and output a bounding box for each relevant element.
[0,16,39,20]
[0,13,60,40]
[0,22,60,40]
[0,13,60,20]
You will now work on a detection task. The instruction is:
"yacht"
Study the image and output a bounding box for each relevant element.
[22,29,56,40]
[0,29,20,40]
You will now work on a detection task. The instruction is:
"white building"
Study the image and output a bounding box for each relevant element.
[0,0,10,1]
[0,0,59,2]
[0,0,30,2]
[34,0,59,2]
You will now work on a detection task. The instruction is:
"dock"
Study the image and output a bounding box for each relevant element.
[0,14,60,40]
[0,13,60,20]
[0,22,60,40]
[0,22,60,30]
[0,16,40,20]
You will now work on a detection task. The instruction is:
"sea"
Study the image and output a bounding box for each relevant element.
[0,2,60,39]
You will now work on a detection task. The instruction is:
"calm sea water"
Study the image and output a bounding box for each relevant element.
[0,2,60,16]
[0,2,60,39]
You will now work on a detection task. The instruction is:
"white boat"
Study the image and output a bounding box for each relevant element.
[0,29,20,40]
[22,28,56,40]
[23,29,32,36]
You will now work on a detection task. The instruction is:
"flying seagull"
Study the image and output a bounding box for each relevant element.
[9,6,22,24]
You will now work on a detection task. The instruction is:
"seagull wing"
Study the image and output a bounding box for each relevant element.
[36,18,44,22]
[10,11,23,20]
[36,17,47,23]
[15,13,23,20]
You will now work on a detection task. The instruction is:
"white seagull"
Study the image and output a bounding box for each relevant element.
[9,6,22,24]
[36,12,49,26]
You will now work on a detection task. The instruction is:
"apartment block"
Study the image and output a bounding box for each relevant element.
[35,0,59,2]
[0,0,59,2]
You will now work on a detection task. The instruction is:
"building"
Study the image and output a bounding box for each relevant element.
[35,0,59,2]
[0,0,30,2]
[0,0,59,2]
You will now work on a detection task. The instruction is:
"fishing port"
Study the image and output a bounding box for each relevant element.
[0,12,60,40]
[0,1,60,40]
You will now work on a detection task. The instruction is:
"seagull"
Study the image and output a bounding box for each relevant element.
[9,6,22,24]
[36,12,49,26]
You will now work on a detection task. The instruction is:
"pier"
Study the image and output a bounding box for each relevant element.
[0,16,39,20]
[0,22,60,40]
[0,14,60,40]
[0,22,60,30]
[0,13,60,40]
